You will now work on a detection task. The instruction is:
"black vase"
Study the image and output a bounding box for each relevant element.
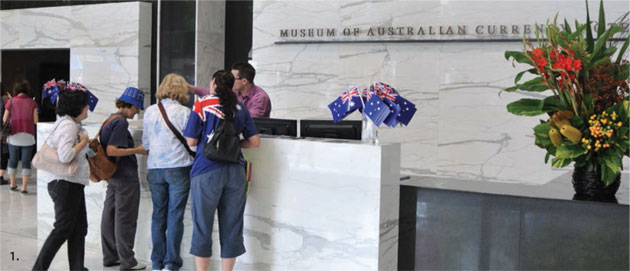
[572,166,621,197]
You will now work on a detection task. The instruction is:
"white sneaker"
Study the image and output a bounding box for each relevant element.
[129,263,146,270]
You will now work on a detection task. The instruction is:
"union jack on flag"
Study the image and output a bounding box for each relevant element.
[193,95,224,121]
[42,79,60,103]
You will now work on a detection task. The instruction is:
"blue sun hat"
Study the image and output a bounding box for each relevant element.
[119,87,144,110]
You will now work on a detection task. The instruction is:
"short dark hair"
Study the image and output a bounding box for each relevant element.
[231,62,256,84]
[115,99,133,109]
[12,80,31,96]
[56,91,89,118]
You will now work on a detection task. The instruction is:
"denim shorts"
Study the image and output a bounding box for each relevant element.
[190,163,247,258]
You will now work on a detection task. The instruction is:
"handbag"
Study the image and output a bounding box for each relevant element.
[1,99,12,139]
[157,102,196,157]
[87,114,123,182]
[31,120,79,176]
[203,116,241,163]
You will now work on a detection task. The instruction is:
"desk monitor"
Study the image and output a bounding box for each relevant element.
[253,118,297,137]
[300,120,362,140]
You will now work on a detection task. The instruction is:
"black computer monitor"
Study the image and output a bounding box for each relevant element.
[253,118,297,137]
[300,120,362,140]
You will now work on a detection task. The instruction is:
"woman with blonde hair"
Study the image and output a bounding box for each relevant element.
[142,73,195,271]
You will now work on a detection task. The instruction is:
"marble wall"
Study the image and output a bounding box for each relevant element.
[252,0,630,184]
[1,2,152,122]
[196,0,226,89]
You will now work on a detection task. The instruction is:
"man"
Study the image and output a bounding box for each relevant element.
[189,62,272,118]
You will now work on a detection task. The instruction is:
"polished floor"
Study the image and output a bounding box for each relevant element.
[0,175,148,271]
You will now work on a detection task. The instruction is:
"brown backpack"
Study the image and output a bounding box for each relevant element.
[87,114,123,182]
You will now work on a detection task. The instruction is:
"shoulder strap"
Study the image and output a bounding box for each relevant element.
[95,114,124,140]
[158,103,196,157]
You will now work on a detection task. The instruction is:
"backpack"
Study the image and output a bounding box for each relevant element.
[87,114,123,182]
[203,116,241,163]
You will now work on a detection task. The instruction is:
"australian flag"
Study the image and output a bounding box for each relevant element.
[328,87,363,123]
[42,79,99,111]
[372,82,416,126]
[42,79,60,104]
[361,87,389,127]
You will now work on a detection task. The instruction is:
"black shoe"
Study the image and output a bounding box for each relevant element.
[20,190,27,195]
[103,261,120,267]
[10,186,17,191]
[0,178,8,185]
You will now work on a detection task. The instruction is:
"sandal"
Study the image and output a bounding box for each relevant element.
[10,186,17,191]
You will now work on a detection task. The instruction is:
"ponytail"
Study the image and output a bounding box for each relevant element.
[212,70,237,119]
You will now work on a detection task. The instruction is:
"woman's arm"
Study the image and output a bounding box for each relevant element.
[106,145,148,157]
[2,108,8,125]
[241,134,260,149]
[56,124,88,163]
[186,137,199,147]
[33,108,39,123]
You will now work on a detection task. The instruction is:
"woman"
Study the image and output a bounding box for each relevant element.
[0,90,10,185]
[142,74,194,271]
[32,90,90,271]
[184,70,260,271]
[100,87,148,270]
[3,80,38,194]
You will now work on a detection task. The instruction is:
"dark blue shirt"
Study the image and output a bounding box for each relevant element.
[184,98,258,178]
[100,114,138,180]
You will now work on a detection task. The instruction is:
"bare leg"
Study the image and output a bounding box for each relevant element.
[221,258,236,271]
[21,175,29,191]
[9,174,15,188]
[195,256,210,271]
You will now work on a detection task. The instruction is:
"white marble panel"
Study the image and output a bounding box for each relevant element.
[196,0,225,88]
[69,3,143,48]
[253,0,629,184]
[70,46,148,122]
[0,6,72,49]
[1,2,152,123]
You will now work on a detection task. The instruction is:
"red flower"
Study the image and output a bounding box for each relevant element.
[532,48,544,57]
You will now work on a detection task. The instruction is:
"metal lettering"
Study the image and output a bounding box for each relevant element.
[512,25,519,34]
[476,25,484,34]
[280,29,289,37]
[500,25,508,34]
[458,25,466,35]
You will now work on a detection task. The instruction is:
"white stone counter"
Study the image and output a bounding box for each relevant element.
[36,122,400,270]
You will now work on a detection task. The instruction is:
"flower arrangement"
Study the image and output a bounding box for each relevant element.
[504,0,629,186]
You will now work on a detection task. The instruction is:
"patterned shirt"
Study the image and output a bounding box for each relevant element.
[142,98,194,169]
[183,96,258,178]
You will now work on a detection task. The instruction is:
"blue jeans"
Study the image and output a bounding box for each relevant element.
[8,144,32,176]
[189,163,247,258]
[147,166,191,270]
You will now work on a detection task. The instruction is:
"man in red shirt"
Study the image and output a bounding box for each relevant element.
[189,62,272,118]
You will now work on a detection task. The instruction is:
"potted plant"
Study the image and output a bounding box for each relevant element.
[504,0,629,196]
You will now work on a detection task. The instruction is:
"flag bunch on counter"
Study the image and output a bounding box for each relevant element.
[43,79,99,111]
[328,82,417,127]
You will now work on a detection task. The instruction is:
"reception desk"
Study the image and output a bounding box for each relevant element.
[36,121,400,270]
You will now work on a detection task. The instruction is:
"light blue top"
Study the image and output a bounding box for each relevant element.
[142,98,195,169]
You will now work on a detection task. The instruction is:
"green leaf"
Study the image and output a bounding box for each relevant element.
[541,96,563,112]
[616,36,630,64]
[551,157,572,168]
[585,0,594,51]
[515,70,528,84]
[556,143,588,159]
[564,19,572,33]
[505,51,533,65]
[507,98,545,116]
[591,26,622,64]
[504,85,519,92]
[545,152,552,163]
[520,83,550,92]
[597,0,606,38]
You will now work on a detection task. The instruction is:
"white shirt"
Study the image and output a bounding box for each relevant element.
[45,115,90,186]
[7,132,35,146]
[142,98,194,169]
